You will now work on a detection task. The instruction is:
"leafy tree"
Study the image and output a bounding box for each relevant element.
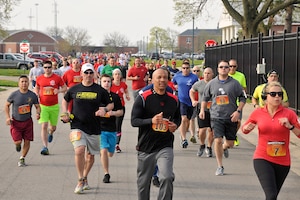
[174,0,300,38]
[103,32,129,47]
[148,27,179,53]
[0,0,20,37]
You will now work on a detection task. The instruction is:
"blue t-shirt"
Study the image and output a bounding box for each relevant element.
[172,72,198,106]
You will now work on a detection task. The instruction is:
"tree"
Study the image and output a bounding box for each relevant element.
[148,27,179,53]
[103,32,129,47]
[0,0,20,37]
[45,27,64,38]
[174,0,300,38]
[63,26,91,53]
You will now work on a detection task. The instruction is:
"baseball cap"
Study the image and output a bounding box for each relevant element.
[267,69,279,77]
[172,61,176,65]
[81,63,95,73]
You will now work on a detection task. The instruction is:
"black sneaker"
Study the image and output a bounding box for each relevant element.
[16,144,21,152]
[103,174,110,183]
[205,147,213,157]
[152,176,160,187]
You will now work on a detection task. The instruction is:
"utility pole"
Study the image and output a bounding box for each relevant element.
[35,3,39,30]
[54,0,58,37]
[28,8,34,29]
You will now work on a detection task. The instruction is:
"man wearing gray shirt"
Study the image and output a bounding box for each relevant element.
[200,60,246,176]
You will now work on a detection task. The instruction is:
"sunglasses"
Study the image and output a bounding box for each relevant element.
[44,66,52,69]
[219,66,229,69]
[193,70,200,72]
[182,67,190,70]
[84,71,94,75]
[229,65,237,68]
[267,92,283,97]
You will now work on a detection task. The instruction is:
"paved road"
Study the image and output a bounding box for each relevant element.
[0,77,300,200]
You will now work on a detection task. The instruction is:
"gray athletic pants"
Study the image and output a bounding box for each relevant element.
[137,147,174,200]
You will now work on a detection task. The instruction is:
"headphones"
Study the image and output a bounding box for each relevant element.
[261,83,269,100]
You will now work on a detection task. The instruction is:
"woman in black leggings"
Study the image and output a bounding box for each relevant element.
[242,82,300,200]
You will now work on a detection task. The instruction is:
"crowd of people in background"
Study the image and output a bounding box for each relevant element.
[5,51,300,200]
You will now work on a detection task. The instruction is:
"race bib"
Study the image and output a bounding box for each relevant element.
[43,86,54,95]
[18,104,30,114]
[152,119,169,133]
[215,95,229,105]
[69,131,81,142]
[207,101,212,109]
[73,76,82,83]
[267,141,286,157]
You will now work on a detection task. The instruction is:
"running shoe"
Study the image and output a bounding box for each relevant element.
[74,179,84,194]
[40,146,49,155]
[18,157,26,167]
[115,145,122,153]
[205,147,213,157]
[234,136,240,146]
[152,176,160,187]
[181,139,188,148]
[197,145,205,157]
[48,129,53,143]
[215,166,224,176]
[190,136,197,144]
[16,144,21,152]
[83,177,91,190]
[223,148,229,158]
[103,174,110,183]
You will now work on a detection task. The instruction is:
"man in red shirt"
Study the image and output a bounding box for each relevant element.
[62,58,82,89]
[35,60,67,155]
[127,58,148,99]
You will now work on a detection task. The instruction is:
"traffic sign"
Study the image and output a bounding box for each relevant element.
[20,42,30,53]
[205,39,217,47]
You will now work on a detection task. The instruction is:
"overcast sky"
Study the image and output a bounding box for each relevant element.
[7,0,223,45]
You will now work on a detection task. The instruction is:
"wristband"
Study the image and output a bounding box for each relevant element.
[237,110,241,113]
[289,125,295,130]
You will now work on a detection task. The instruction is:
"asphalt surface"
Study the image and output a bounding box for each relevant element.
[1,76,300,200]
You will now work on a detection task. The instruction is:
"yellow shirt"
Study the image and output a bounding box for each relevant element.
[252,83,289,107]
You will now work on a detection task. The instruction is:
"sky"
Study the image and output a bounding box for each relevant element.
[7,0,223,46]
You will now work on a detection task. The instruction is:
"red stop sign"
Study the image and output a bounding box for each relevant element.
[20,42,30,53]
[205,40,217,47]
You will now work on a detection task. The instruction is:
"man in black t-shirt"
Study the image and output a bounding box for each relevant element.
[61,63,113,194]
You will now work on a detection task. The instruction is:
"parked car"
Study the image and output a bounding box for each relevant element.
[131,51,147,57]
[182,53,190,59]
[0,53,32,69]
[40,51,63,66]
[174,53,183,60]
[149,52,160,60]
[27,52,50,62]
[13,53,43,67]
[161,52,173,60]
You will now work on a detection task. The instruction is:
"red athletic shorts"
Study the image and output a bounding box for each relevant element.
[10,118,34,142]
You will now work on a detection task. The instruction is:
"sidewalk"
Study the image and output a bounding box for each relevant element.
[0,77,300,199]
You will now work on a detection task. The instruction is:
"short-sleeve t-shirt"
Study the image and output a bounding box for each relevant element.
[62,69,82,88]
[36,74,65,106]
[64,83,112,135]
[100,92,123,132]
[111,81,128,106]
[7,90,39,121]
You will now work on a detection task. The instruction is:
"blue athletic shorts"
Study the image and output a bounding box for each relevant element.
[100,131,117,153]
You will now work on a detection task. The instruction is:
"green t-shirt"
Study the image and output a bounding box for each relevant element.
[102,65,120,77]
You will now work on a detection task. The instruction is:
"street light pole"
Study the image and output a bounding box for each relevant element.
[192,16,195,67]
[155,30,158,61]
[35,3,39,30]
